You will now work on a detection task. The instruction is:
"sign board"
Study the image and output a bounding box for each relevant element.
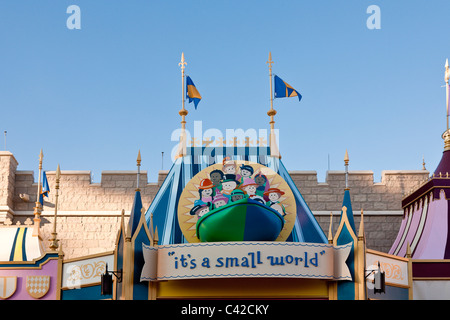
[62,253,114,289]
[366,250,409,287]
[141,242,352,282]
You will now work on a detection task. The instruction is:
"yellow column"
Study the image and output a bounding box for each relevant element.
[32,149,43,237]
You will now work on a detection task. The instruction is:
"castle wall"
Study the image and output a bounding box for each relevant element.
[0,152,430,259]
[0,151,18,223]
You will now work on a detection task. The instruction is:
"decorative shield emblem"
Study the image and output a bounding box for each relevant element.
[26,276,50,299]
[0,276,17,299]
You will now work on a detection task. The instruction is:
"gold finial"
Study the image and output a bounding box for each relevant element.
[153,226,159,246]
[49,164,61,251]
[149,212,154,241]
[344,149,349,189]
[33,149,44,237]
[406,242,412,258]
[136,150,141,192]
[267,52,274,70]
[137,150,141,166]
[327,212,333,244]
[445,59,449,130]
[443,129,450,151]
[358,209,365,240]
[56,164,61,180]
[179,52,187,71]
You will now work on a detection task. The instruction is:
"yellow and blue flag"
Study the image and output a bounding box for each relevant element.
[39,171,50,205]
[186,76,202,109]
[274,75,302,102]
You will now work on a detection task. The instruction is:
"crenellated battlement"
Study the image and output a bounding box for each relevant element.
[13,169,165,213]
[288,170,429,212]
[0,151,430,257]
[10,168,430,214]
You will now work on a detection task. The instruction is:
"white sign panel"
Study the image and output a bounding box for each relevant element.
[141,242,352,282]
[366,251,409,287]
[62,254,114,289]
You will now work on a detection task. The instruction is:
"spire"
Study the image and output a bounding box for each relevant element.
[341,150,356,232]
[434,61,450,174]
[136,150,141,191]
[344,149,349,189]
[153,226,159,246]
[358,209,365,241]
[128,152,143,237]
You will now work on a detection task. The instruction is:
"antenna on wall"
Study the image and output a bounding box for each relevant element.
[161,152,164,171]
[4,131,6,151]
[328,153,330,171]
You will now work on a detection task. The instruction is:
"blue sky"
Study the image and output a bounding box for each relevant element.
[1,1,449,183]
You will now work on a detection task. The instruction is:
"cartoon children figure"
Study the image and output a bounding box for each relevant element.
[238,164,254,186]
[264,188,286,216]
[212,193,228,210]
[254,173,270,201]
[190,204,210,219]
[230,189,246,202]
[209,169,224,192]
[194,179,215,208]
[222,157,237,175]
[240,178,265,203]
[221,174,239,198]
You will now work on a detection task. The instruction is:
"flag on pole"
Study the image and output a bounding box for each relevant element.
[39,171,50,206]
[274,75,302,102]
[186,76,202,109]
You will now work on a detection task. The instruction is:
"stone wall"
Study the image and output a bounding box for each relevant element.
[13,170,161,212]
[0,151,18,223]
[0,152,430,259]
[11,168,165,259]
[290,170,429,212]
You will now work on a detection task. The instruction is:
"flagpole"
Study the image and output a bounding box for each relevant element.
[267,52,276,130]
[267,52,281,158]
[445,58,449,131]
[49,165,60,251]
[180,52,187,128]
[176,52,188,158]
[32,149,43,237]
